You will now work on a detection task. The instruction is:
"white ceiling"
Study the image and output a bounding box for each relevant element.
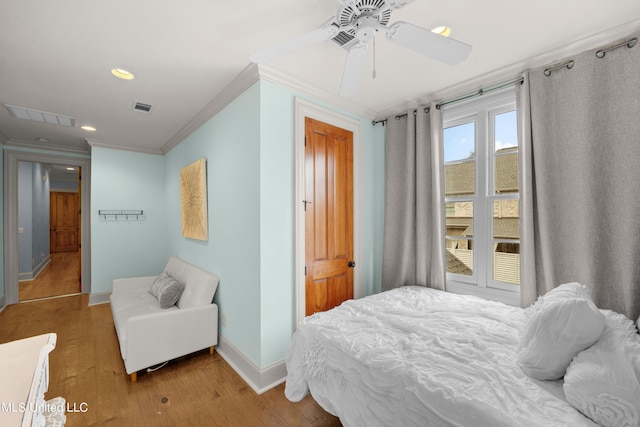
[1,0,639,154]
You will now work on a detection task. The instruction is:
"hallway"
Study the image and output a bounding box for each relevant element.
[19,250,80,301]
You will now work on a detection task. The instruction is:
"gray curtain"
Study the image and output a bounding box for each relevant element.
[382,105,446,291]
[519,33,640,320]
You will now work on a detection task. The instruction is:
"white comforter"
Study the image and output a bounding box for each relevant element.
[285,286,597,427]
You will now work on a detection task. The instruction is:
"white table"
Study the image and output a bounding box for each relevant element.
[0,333,57,427]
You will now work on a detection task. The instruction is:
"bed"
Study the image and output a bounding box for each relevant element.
[284,285,640,427]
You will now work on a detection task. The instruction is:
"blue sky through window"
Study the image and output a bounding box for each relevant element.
[444,110,517,162]
[494,110,517,152]
[444,122,475,162]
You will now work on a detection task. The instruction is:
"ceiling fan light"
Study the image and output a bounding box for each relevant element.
[111,68,135,80]
[432,26,452,37]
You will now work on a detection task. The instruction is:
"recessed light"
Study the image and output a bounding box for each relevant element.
[81,125,97,132]
[432,26,452,37]
[36,137,49,143]
[66,167,75,171]
[111,68,135,80]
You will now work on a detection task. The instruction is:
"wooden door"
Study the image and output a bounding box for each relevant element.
[50,192,79,253]
[305,117,354,315]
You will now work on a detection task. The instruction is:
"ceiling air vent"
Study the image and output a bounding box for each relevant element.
[132,101,152,113]
[5,104,76,127]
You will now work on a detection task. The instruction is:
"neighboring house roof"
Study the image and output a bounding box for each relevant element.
[445,148,518,196]
[461,218,519,240]
[495,150,518,194]
[446,251,473,276]
[493,217,520,240]
[445,161,475,196]
[446,217,472,229]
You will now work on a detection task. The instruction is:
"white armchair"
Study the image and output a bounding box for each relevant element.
[110,257,219,381]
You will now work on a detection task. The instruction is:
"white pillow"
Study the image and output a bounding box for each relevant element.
[516,282,605,380]
[564,310,640,427]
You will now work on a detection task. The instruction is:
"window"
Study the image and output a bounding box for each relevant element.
[443,89,519,303]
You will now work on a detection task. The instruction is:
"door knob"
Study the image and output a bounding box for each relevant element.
[348,261,356,268]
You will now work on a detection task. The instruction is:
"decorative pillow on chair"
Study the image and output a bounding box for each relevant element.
[564,310,640,427]
[149,272,171,297]
[516,282,605,380]
[149,272,185,309]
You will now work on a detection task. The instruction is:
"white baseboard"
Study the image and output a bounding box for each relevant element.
[18,256,51,281]
[33,255,50,279]
[88,292,111,305]
[88,294,287,392]
[18,272,33,281]
[216,334,287,395]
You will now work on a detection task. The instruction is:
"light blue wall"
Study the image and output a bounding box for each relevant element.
[164,82,263,365]
[90,147,169,293]
[257,82,296,367]
[363,119,385,297]
[18,162,33,275]
[164,79,384,368]
[87,79,385,370]
[256,81,385,366]
[17,162,49,277]
[31,163,50,271]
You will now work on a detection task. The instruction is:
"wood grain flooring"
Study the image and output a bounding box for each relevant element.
[0,295,342,427]
[19,251,81,301]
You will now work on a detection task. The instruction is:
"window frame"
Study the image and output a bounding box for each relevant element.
[442,88,520,305]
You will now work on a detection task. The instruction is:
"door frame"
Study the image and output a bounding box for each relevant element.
[294,98,362,327]
[4,150,92,305]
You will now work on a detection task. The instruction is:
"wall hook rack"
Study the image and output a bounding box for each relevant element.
[98,210,144,222]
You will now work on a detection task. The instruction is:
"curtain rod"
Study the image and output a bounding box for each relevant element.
[544,36,636,76]
[373,35,638,126]
[596,36,637,58]
[372,76,523,126]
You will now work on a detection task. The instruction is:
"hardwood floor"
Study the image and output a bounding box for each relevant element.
[19,251,81,301]
[0,295,342,427]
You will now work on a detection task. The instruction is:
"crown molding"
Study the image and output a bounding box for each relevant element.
[161,63,262,154]
[160,62,378,155]
[4,138,91,155]
[256,64,377,121]
[0,130,9,145]
[86,138,163,155]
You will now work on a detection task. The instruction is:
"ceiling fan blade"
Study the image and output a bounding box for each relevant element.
[385,0,417,9]
[250,23,340,64]
[340,42,368,97]
[386,21,472,65]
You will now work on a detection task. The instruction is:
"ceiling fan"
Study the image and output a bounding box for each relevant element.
[249,0,472,97]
